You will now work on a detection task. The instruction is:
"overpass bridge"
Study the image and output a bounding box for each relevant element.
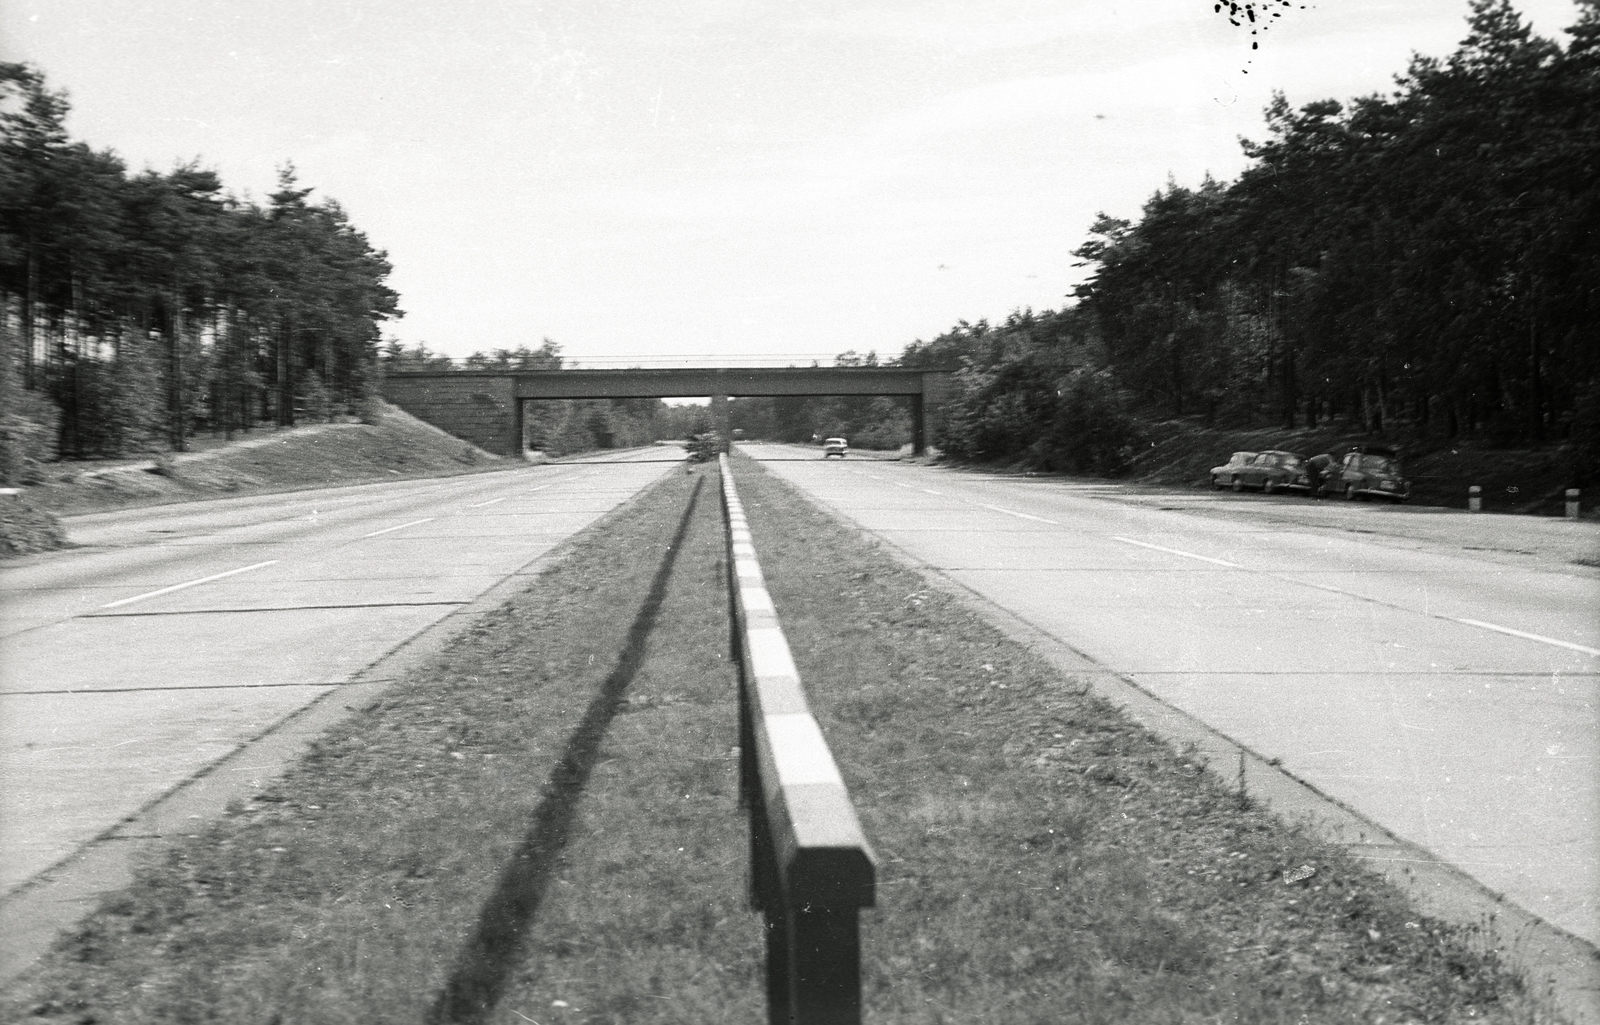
[381,367,956,456]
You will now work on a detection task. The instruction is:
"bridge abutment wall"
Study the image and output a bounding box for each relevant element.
[382,374,523,457]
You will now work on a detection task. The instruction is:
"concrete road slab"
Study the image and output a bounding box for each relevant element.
[1,604,450,694]
[0,453,676,931]
[1,685,332,892]
[745,444,1599,950]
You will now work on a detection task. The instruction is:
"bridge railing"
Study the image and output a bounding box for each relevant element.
[718,454,877,1025]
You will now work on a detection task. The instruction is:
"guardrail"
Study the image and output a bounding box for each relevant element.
[719,454,877,1025]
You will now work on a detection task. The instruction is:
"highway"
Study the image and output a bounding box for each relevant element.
[0,449,677,901]
[740,442,1600,949]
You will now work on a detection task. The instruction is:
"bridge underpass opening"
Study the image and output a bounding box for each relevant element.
[381,368,955,458]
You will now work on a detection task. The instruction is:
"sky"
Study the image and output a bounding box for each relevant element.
[0,0,1585,366]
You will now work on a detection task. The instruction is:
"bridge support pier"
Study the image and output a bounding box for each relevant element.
[712,376,731,452]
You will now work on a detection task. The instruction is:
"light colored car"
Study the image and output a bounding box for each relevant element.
[1231,450,1311,494]
[822,437,848,458]
[1210,451,1257,489]
[1329,445,1410,502]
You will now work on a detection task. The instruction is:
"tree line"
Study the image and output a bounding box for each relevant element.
[0,62,400,478]
[1071,0,1597,446]
[895,0,1598,478]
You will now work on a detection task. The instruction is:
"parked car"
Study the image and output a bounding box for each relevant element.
[1210,451,1257,489]
[1326,444,1410,502]
[1219,450,1311,493]
[822,437,849,459]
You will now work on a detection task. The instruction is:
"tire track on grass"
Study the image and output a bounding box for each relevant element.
[428,475,704,1024]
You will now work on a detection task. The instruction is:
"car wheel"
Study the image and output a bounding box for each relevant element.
[1212,475,1224,490]
[1231,476,1243,493]
[1263,478,1276,495]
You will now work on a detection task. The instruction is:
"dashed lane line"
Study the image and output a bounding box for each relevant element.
[362,518,435,538]
[99,561,279,609]
[1452,618,1600,657]
[88,600,468,618]
[850,473,1597,659]
[980,504,1060,525]
[1111,536,1238,568]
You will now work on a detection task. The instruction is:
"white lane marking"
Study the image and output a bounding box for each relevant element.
[980,504,1060,525]
[891,481,917,489]
[1452,618,1600,656]
[100,561,279,609]
[1112,536,1238,568]
[921,488,944,496]
[363,518,435,538]
[468,497,508,508]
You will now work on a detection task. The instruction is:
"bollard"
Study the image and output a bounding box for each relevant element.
[1567,489,1581,520]
[1469,485,1482,513]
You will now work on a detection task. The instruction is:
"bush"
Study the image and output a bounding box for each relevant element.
[683,433,720,463]
[1029,369,1142,475]
[0,384,59,485]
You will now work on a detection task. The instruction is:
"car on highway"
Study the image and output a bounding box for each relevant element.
[822,437,849,459]
[1220,450,1311,494]
[1326,444,1410,502]
[1210,451,1257,488]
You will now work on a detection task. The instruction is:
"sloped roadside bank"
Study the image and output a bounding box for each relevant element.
[0,400,518,559]
[14,400,507,520]
[1124,420,1591,517]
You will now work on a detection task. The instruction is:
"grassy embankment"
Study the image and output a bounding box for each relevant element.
[2,456,1540,1023]
[0,399,521,558]
[17,400,508,518]
[1126,419,1589,516]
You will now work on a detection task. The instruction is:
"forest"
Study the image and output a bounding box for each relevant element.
[4,0,1595,480]
[0,62,408,482]
[911,0,1598,480]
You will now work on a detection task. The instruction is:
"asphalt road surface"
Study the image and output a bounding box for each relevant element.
[0,449,678,900]
[741,442,1600,949]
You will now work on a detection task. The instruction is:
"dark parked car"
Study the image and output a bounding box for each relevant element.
[1210,451,1257,489]
[1216,450,1309,493]
[1326,445,1410,502]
